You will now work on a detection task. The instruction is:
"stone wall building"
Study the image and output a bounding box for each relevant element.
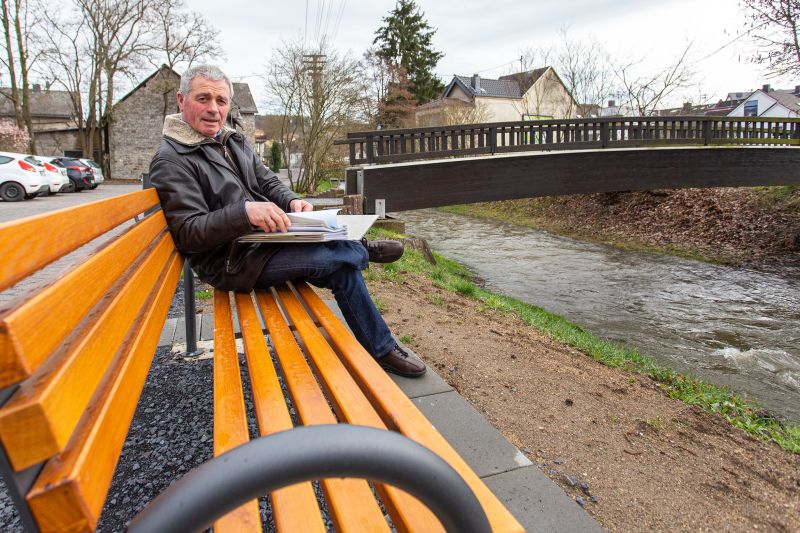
[0,86,82,156]
[107,65,259,180]
[106,66,181,180]
[231,82,258,144]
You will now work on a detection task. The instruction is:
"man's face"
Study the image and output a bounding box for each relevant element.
[177,77,231,137]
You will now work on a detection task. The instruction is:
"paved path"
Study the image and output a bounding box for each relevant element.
[0,182,141,223]
[0,182,142,306]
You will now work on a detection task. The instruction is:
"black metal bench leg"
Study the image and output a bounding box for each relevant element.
[0,387,42,533]
[183,262,204,357]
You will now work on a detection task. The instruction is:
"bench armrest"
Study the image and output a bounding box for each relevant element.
[127,424,491,533]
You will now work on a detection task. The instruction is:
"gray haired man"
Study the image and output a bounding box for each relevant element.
[149,64,425,377]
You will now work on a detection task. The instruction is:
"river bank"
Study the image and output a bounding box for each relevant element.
[441,186,800,277]
[361,245,799,532]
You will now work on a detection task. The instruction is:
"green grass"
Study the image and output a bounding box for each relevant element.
[398,334,414,345]
[371,295,387,313]
[365,228,800,453]
[426,293,444,305]
[195,289,213,300]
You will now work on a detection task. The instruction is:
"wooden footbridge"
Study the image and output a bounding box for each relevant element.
[336,116,800,214]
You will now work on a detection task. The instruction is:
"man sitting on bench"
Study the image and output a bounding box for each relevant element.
[149,64,425,378]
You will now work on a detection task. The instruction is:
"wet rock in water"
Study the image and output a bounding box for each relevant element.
[580,481,590,494]
[576,496,586,507]
[564,474,578,487]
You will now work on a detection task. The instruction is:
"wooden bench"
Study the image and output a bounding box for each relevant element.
[0,189,524,532]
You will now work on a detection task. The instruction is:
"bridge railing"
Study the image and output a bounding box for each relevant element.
[338,116,800,166]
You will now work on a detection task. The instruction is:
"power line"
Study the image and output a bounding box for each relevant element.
[693,21,769,65]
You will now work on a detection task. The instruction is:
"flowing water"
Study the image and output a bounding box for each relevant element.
[400,209,800,421]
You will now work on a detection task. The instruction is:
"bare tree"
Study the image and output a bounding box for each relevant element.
[613,42,696,116]
[440,99,489,126]
[358,48,416,128]
[144,0,223,117]
[266,40,364,193]
[37,8,92,155]
[358,48,392,127]
[742,0,800,78]
[1,0,42,152]
[36,0,158,172]
[518,29,616,117]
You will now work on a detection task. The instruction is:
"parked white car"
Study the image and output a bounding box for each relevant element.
[80,158,104,186]
[0,151,50,201]
[26,155,70,194]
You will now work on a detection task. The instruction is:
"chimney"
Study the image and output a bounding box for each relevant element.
[471,74,480,91]
[608,100,616,108]
[32,83,41,93]
[682,102,691,111]
[762,84,771,92]
[795,85,800,95]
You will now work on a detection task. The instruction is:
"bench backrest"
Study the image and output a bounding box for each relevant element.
[0,189,182,532]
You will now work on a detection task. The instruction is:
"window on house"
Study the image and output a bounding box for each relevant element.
[744,100,758,117]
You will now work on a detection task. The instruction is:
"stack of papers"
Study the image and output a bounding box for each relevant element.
[237,208,349,243]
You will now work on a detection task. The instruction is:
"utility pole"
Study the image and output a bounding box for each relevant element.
[302,54,326,97]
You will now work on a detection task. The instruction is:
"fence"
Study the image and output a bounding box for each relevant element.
[337,116,800,166]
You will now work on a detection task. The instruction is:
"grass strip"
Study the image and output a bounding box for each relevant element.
[366,228,800,453]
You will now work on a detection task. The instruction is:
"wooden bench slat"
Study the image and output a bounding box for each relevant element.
[255,290,335,422]
[26,252,183,533]
[0,211,167,389]
[0,232,175,470]
[295,282,526,533]
[213,289,262,532]
[234,292,325,533]
[254,289,392,532]
[274,285,442,533]
[0,189,159,292]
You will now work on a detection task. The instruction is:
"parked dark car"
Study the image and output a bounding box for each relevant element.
[47,157,95,192]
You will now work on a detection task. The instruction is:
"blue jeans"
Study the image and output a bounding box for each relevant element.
[254,240,395,358]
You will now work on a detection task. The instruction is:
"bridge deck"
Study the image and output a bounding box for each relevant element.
[349,145,800,213]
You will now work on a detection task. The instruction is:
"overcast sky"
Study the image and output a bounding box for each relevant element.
[189,0,786,111]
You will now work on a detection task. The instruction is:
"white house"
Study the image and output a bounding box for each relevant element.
[414,67,578,127]
[728,85,800,118]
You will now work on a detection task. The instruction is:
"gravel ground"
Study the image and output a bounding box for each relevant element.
[0,278,269,532]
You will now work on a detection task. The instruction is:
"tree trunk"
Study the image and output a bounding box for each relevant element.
[13,0,34,153]
[1,0,22,129]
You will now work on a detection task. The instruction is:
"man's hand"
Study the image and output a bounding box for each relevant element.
[245,201,291,233]
[289,199,313,212]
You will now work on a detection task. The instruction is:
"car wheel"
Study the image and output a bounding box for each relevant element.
[0,182,25,202]
[66,180,77,193]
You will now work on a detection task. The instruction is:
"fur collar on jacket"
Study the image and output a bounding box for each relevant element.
[162,113,236,146]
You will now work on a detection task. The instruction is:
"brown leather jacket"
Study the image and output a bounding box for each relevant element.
[149,114,298,291]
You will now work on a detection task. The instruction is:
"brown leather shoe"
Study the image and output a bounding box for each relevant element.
[378,345,426,378]
[361,238,404,263]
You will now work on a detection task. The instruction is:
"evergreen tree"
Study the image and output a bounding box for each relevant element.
[270,141,282,171]
[373,0,444,104]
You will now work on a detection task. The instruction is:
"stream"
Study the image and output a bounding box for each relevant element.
[399,209,800,421]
